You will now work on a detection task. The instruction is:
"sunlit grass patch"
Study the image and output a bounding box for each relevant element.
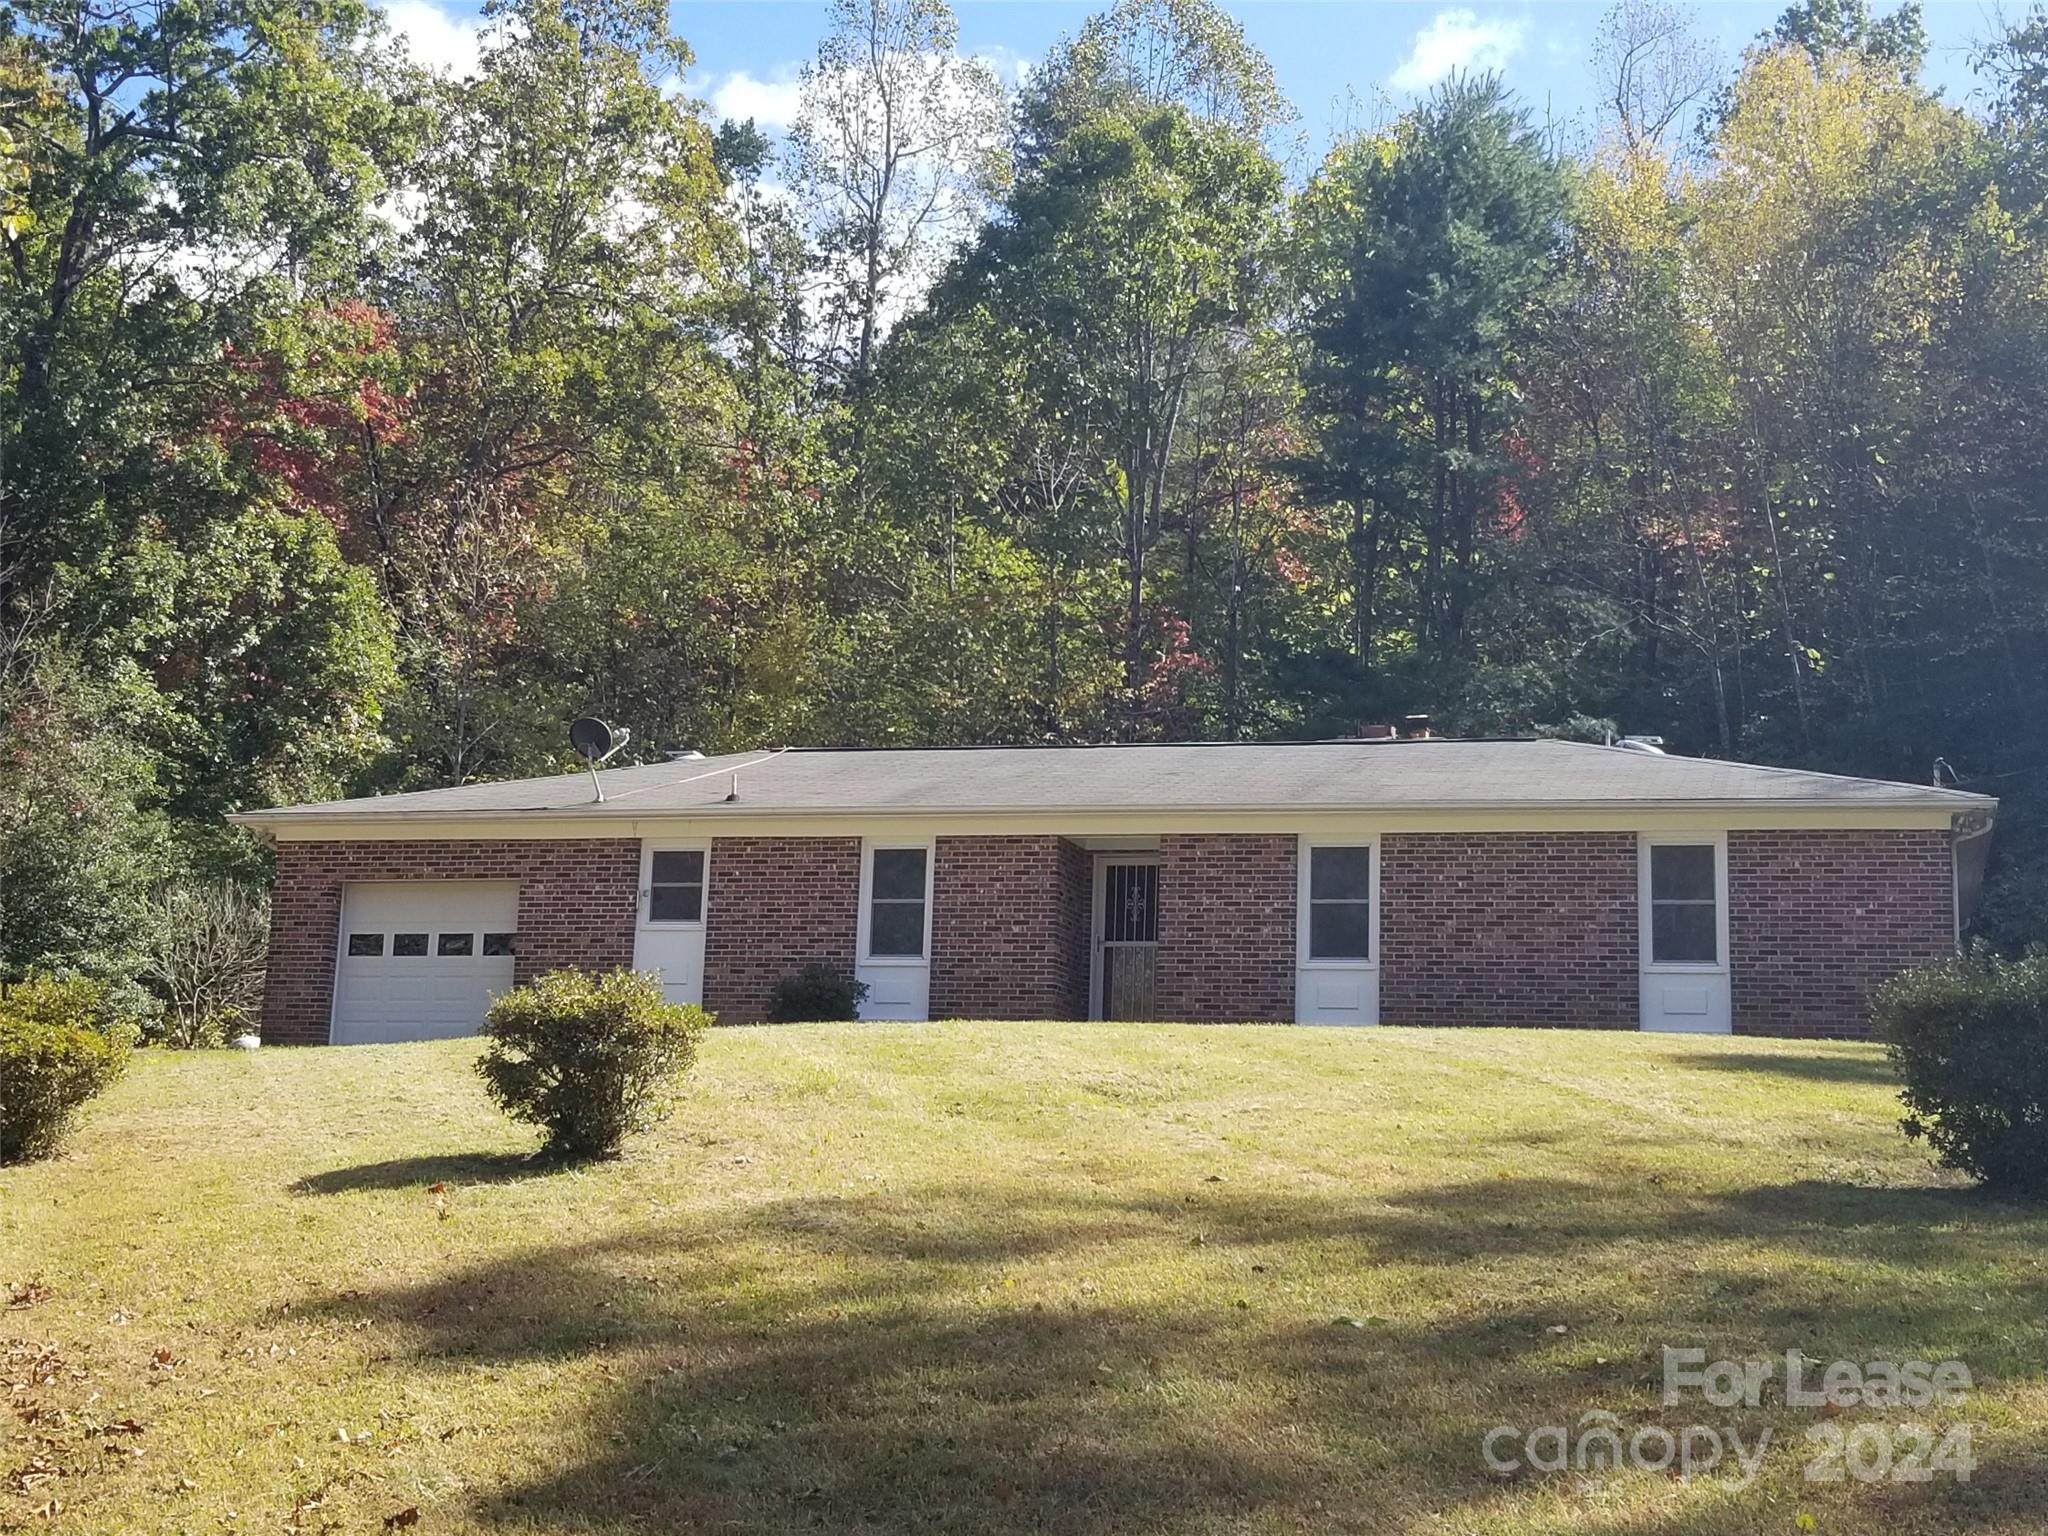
[4,1023,2043,1534]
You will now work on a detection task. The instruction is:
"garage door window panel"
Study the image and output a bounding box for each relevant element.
[392,933,428,957]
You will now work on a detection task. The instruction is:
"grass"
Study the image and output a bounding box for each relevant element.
[4,1023,2045,1535]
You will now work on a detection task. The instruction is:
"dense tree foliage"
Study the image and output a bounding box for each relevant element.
[5,0,2047,1015]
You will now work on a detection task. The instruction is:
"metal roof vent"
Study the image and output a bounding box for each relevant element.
[666,748,705,761]
[1615,735,1667,755]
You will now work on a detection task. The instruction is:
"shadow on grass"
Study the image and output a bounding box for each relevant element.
[291,1150,547,1194]
[1672,1050,1898,1086]
[303,1172,2047,1534]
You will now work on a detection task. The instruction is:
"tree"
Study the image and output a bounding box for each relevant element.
[1020,0,1290,153]
[1295,77,1564,674]
[364,0,742,785]
[0,0,412,877]
[1593,0,1720,151]
[922,103,1283,712]
[0,652,164,987]
[788,0,1006,398]
[142,883,270,1047]
[1688,45,1984,755]
[1766,0,1926,75]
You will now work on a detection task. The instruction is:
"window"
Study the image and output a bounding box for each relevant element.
[648,849,705,923]
[392,932,428,957]
[1648,844,1718,964]
[867,847,928,958]
[482,932,516,957]
[347,932,384,958]
[1308,846,1373,961]
[437,932,474,957]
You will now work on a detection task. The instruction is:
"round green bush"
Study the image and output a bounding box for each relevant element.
[768,962,868,1023]
[1874,947,2048,1195]
[477,968,711,1158]
[1,974,133,1164]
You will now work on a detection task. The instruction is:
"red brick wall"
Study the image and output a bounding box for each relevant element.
[702,836,860,1024]
[260,839,638,1045]
[1055,838,1093,1017]
[1379,832,1638,1028]
[927,836,1092,1019]
[1729,828,1953,1039]
[1156,834,1297,1022]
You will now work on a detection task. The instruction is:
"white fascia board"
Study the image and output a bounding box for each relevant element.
[236,800,1986,843]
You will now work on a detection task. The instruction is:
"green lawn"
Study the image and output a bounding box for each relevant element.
[4,1024,2044,1534]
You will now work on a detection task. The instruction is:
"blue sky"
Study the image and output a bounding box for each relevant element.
[383,0,2006,157]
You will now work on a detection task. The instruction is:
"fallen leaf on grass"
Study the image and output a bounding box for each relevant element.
[5,1282,51,1311]
[6,1454,63,1493]
[384,1507,421,1530]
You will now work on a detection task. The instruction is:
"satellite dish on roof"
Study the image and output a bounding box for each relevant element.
[570,717,617,761]
[569,717,632,801]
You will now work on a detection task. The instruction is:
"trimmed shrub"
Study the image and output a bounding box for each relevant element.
[769,963,868,1023]
[478,969,710,1158]
[1874,948,2048,1195]
[1,974,133,1163]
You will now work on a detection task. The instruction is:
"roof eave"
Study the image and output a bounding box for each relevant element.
[227,791,1996,830]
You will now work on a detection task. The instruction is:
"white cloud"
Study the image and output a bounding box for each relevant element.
[971,45,1035,90]
[1390,9,1529,93]
[383,0,486,79]
[708,69,805,130]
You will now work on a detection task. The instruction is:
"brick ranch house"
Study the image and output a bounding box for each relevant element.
[231,738,1996,1045]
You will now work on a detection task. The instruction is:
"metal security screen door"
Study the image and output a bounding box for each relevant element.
[1097,860,1159,1020]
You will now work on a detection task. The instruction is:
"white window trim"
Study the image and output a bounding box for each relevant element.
[640,841,709,929]
[858,838,935,965]
[1638,831,1730,974]
[1297,837,1380,970]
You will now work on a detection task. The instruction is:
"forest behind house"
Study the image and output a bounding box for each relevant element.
[4,0,2045,1032]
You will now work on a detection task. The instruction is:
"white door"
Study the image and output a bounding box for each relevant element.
[1296,841,1380,1025]
[1639,836,1733,1033]
[633,844,708,1006]
[857,843,932,1020]
[332,881,519,1044]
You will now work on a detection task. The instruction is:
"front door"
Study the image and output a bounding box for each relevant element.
[1639,836,1732,1033]
[1094,858,1159,1020]
[633,843,708,1006]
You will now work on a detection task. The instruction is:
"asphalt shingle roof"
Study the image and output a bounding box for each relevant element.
[235,739,1991,823]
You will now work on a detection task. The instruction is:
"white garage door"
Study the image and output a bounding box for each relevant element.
[332,881,519,1045]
